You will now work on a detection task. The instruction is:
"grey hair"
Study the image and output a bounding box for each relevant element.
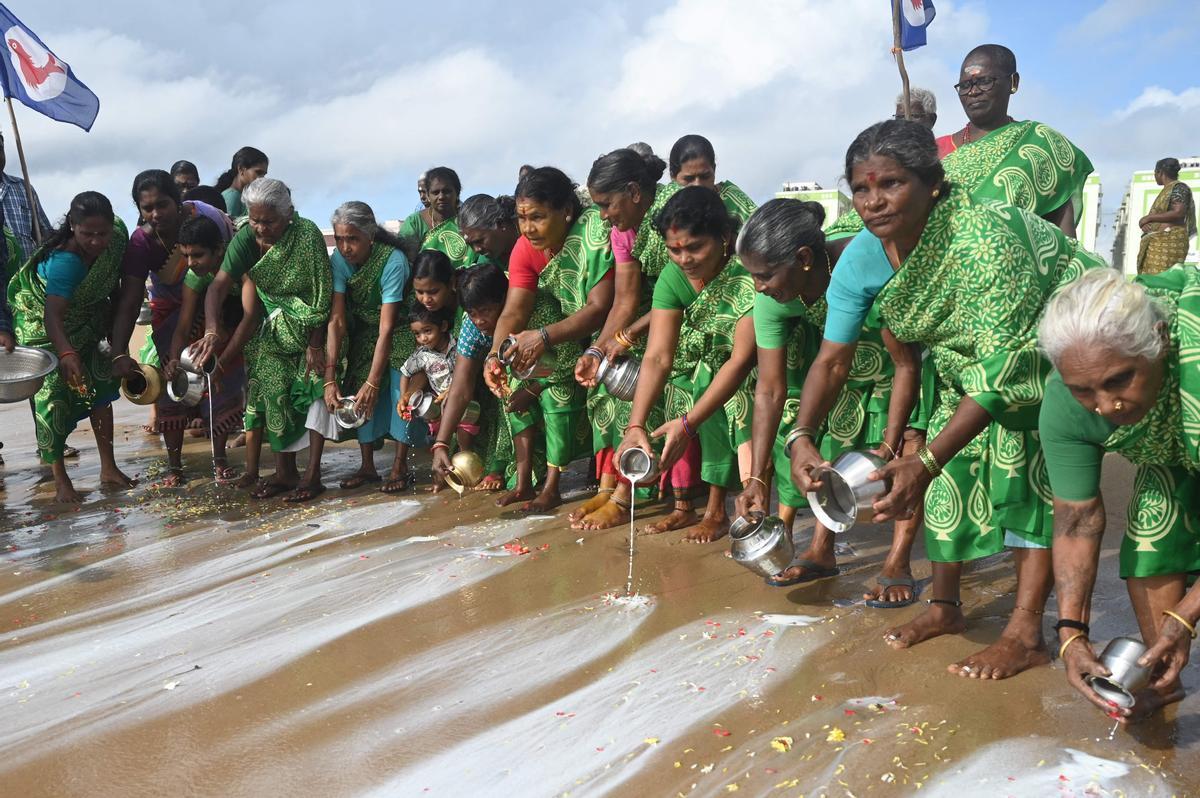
[844,120,944,187]
[241,177,293,216]
[459,194,516,230]
[736,198,827,267]
[1039,268,1168,368]
[896,87,936,115]
[330,200,378,238]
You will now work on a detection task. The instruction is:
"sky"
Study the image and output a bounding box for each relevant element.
[6,0,1198,258]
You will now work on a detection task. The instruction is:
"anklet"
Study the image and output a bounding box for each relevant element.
[1014,605,1044,615]
[1053,618,1089,636]
[926,598,963,607]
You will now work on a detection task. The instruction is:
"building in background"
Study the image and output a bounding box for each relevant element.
[1075,173,1102,253]
[776,182,849,228]
[1112,158,1200,276]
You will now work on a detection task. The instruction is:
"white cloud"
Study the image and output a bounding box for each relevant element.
[1115,85,1200,118]
[1070,0,1170,41]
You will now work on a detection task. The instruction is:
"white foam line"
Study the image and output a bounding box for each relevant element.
[0,515,534,763]
[364,614,820,797]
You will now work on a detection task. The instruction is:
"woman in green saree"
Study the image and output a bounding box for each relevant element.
[1137,158,1197,275]
[572,147,678,530]
[484,166,614,512]
[399,166,476,269]
[320,201,417,490]
[1039,267,1200,721]
[669,134,758,223]
[189,177,333,501]
[214,146,268,221]
[616,186,758,543]
[8,192,135,503]
[790,120,1105,680]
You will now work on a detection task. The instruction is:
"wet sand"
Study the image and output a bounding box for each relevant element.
[0,399,1196,797]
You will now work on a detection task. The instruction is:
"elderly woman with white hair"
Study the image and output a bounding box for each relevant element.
[1040,266,1200,722]
[189,176,333,500]
[320,201,417,490]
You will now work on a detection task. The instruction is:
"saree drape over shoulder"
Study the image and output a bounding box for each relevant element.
[1137,181,1197,275]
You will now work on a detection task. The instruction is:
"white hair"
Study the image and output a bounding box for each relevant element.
[330,200,378,237]
[1039,268,1168,369]
[896,87,937,116]
[241,177,293,216]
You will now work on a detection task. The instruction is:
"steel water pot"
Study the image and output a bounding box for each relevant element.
[167,370,205,406]
[807,449,888,533]
[334,396,366,429]
[617,446,659,486]
[180,343,216,375]
[729,513,795,578]
[596,356,641,402]
[1086,636,1151,709]
[498,335,554,380]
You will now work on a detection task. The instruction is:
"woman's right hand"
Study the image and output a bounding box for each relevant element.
[432,445,453,476]
[574,350,602,388]
[736,477,769,520]
[615,424,653,467]
[598,334,630,363]
[188,334,217,373]
[789,437,829,494]
[165,358,181,380]
[1061,636,1130,721]
[59,353,86,394]
[323,381,340,412]
[483,355,508,398]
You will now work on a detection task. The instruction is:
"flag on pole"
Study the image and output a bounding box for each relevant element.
[898,0,936,51]
[0,3,98,130]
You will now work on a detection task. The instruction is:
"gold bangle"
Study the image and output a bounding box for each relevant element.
[879,439,897,460]
[323,380,337,390]
[364,380,379,391]
[614,328,634,349]
[1058,632,1086,660]
[744,475,768,489]
[916,445,942,477]
[1162,610,1198,639]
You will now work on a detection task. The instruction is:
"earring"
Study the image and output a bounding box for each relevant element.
[565,216,572,223]
[932,188,941,198]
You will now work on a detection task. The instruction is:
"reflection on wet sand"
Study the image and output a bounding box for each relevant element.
[0,402,1196,796]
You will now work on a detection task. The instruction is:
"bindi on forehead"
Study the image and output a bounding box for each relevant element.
[867,172,878,183]
[963,63,985,76]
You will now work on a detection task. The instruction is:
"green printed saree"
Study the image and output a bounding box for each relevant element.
[876,185,1104,562]
[421,218,476,269]
[717,180,757,224]
[8,219,129,462]
[242,214,333,451]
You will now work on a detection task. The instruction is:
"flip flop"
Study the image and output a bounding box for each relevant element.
[283,483,327,503]
[765,557,840,587]
[865,576,921,609]
[381,474,410,494]
[340,473,382,490]
[251,481,293,500]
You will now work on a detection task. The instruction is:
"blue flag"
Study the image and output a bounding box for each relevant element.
[0,3,98,131]
[898,0,936,51]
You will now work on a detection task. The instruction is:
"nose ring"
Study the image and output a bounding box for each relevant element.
[1113,400,1124,411]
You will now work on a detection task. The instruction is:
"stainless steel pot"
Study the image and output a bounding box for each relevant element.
[498,335,554,380]
[596,356,640,401]
[334,396,366,429]
[0,346,58,403]
[806,449,888,533]
[618,446,659,485]
[729,513,795,578]
[1086,636,1151,709]
[407,390,442,421]
[180,343,216,375]
[167,370,205,406]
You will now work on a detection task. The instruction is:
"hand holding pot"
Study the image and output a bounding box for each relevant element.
[868,454,931,523]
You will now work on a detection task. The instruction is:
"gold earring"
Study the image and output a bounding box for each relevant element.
[932,188,941,198]
[1114,400,1124,411]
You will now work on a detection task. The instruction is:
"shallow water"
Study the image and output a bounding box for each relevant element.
[0,401,1195,796]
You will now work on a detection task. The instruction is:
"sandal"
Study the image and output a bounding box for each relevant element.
[283,483,327,503]
[251,481,293,500]
[865,576,921,609]
[381,474,410,494]
[340,473,382,490]
[765,557,840,587]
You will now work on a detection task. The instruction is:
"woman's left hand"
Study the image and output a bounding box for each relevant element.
[509,329,545,374]
[1137,613,1194,689]
[651,417,690,474]
[506,384,539,414]
[574,350,602,388]
[305,346,326,377]
[354,381,379,420]
[869,453,932,523]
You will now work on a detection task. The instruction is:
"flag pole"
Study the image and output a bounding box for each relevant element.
[891,0,913,120]
[5,96,42,243]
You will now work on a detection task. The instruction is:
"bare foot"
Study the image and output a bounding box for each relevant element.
[684,514,729,543]
[496,487,536,507]
[523,489,561,513]
[54,483,84,503]
[100,467,137,489]
[579,500,628,530]
[428,477,446,494]
[233,472,261,490]
[884,604,967,650]
[473,473,503,492]
[948,635,1050,680]
[640,506,697,535]
[569,491,614,525]
[155,470,186,488]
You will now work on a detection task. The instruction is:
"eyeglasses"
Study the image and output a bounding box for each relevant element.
[893,112,930,120]
[953,74,1010,95]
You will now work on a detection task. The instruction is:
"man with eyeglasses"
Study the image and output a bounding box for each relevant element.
[940,43,1092,237]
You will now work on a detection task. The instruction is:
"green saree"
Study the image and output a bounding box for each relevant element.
[8,219,129,462]
[662,257,756,489]
[506,207,613,468]
[242,214,333,451]
[717,180,757,224]
[876,185,1104,562]
[421,218,477,269]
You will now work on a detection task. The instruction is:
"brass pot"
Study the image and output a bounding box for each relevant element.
[121,363,162,405]
[444,451,484,494]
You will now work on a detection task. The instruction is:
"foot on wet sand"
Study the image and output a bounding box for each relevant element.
[948,635,1049,680]
[284,482,326,503]
[155,469,186,488]
[522,490,562,513]
[884,604,967,649]
[770,547,838,585]
[339,471,381,490]
[569,491,613,525]
[381,473,410,494]
[640,507,697,535]
[232,472,261,490]
[100,467,137,489]
[251,480,294,499]
[54,484,84,504]
[864,569,919,607]
[496,486,536,507]
[578,500,627,530]
[684,514,729,543]
[474,473,504,492]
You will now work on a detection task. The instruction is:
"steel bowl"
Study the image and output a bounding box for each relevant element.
[1086,636,1151,709]
[121,363,163,405]
[334,396,366,429]
[618,446,659,486]
[407,390,442,421]
[167,370,205,406]
[180,343,216,375]
[444,450,484,494]
[0,346,58,403]
[597,356,640,402]
[729,513,795,578]
[806,449,888,533]
[498,335,554,380]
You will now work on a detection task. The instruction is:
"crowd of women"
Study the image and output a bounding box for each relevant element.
[2,43,1198,723]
